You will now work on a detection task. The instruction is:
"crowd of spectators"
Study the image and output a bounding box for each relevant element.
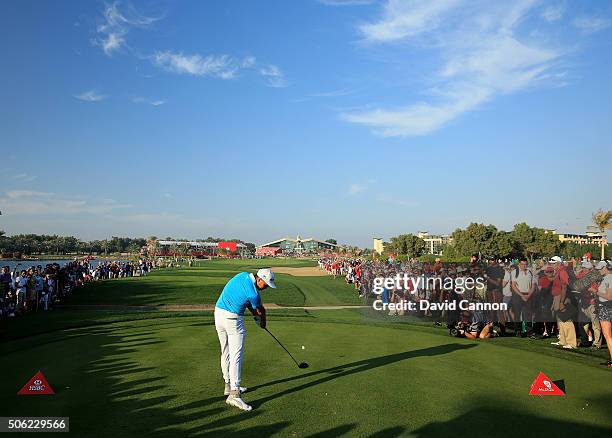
[319,255,612,368]
[0,258,155,318]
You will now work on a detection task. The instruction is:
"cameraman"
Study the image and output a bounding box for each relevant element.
[455,311,495,340]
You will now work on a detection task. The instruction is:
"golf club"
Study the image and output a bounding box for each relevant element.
[264,328,309,369]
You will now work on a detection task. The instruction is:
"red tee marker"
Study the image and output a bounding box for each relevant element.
[529,372,565,396]
[17,370,55,395]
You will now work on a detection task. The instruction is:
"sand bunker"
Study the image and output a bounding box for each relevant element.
[270,266,327,276]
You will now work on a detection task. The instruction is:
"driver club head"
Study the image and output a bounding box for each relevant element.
[298,362,309,369]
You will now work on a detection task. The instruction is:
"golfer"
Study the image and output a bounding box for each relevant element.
[214,268,275,411]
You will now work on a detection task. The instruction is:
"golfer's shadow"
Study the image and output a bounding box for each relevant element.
[249,343,476,408]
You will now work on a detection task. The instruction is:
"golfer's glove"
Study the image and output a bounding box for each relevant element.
[254,316,262,327]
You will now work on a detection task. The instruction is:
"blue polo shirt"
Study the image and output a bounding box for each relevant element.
[215,272,262,315]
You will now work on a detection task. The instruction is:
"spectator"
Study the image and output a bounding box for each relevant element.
[14,270,29,314]
[501,264,514,323]
[594,261,612,367]
[549,256,577,349]
[486,258,505,334]
[0,258,156,320]
[511,258,535,337]
[574,261,602,349]
[536,266,556,338]
[0,266,11,316]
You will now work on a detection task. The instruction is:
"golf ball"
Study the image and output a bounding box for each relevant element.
[301,345,305,349]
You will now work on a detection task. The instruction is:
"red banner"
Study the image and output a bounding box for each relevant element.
[218,242,238,252]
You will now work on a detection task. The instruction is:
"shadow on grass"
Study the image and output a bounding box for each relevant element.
[3,320,298,437]
[249,343,477,408]
[4,320,610,437]
[412,400,612,438]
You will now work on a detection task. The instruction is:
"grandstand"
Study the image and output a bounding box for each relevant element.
[256,235,338,255]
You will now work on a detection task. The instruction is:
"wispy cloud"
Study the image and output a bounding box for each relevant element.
[359,0,460,43]
[259,65,288,87]
[132,96,166,106]
[14,173,37,182]
[242,56,257,68]
[572,15,611,34]
[342,87,489,137]
[95,1,161,56]
[152,51,287,87]
[153,51,247,79]
[1,190,132,215]
[349,183,367,195]
[342,0,566,137]
[541,4,564,22]
[74,90,106,102]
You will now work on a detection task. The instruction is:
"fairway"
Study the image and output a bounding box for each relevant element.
[65,259,360,308]
[1,260,611,437]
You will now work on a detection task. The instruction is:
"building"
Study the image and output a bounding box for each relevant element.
[373,233,452,255]
[373,238,385,255]
[417,231,453,255]
[255,247,282,256]
[257,235,338,255]
[545,230,607,246]
[149,240,248,257]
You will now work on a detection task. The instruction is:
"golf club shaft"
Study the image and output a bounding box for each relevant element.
[264,328,300,366]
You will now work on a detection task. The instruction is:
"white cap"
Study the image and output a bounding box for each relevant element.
[549,256,563,264]
[594,261,609,270]
[257,268,276,288]
[581,261,593,269]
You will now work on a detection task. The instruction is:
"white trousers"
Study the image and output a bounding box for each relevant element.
[214,307,246,391]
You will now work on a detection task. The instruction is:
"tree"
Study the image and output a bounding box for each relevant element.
[492,231,514,259]
[0,230,7,253]
[325,239,337,245]
[205,237,223,243]
[450,223,499,258]
[177,242,190,258]
[510,223,559,261]
[388,234,425,259]
[589,209,612,260]
[557,241,608,260]
[0,233,156,256]
[148,238,159,257]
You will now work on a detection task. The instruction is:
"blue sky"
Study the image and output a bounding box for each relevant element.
[1,0,611,247]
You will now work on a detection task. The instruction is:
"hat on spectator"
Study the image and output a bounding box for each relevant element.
[581,261,593,269]
[594,261,609,270]
[549,256,563,264]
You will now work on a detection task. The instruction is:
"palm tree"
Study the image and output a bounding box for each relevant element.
[149,240,159,257]
[178,242,190,259]
[589,209,612,260]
